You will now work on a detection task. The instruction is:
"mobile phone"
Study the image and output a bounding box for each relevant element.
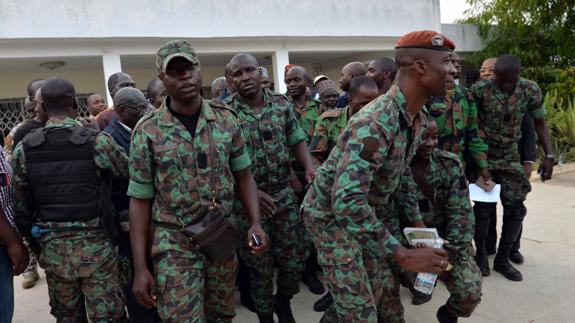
[251,233,262,247]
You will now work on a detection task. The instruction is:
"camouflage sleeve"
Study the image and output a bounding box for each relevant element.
[229,121,251,172]
[127,125,155,199]
[395,169,422,223]
[443,164,474,247]
[463,94,488,169]
[331,120,401,254]
[94,132,129,178]
[526,82,545,119]
[11,143,34,221]
[470,82,482,106]
[309,117,330,166]
[284,103,307,147]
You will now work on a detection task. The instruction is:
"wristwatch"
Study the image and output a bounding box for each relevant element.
[545,154,555,159]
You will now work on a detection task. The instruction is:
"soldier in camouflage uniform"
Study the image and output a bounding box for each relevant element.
[128,41,267,323]
[13,77,128,322]
[301,30,456,323]
[310,76,380,166]
[425,52,492,278]
[284,65,326,297]
[471,54,554,282]
[225,53,316,323]
[308,76,381,313]
[396,119,482,323]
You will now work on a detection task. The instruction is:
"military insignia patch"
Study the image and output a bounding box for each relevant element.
[431,35,444,47]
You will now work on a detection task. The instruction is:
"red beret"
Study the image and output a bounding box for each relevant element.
[395,30,455,51]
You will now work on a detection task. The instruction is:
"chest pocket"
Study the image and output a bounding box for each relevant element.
[153,143,182,192]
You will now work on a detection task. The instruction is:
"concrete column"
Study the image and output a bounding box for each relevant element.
[272,48,289,94]
[101,53,122,106]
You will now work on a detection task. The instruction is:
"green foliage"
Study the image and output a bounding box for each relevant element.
[542,91,575,163]
[462,0,575,67]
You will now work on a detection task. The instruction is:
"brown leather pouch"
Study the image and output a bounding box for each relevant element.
[181,207,241,263]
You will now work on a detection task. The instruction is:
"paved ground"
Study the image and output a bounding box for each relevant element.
[12,171,575,323]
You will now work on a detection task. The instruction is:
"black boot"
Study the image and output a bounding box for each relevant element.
[436,305,458,323]
[313,293,333,312]
[510,227,524,264]
[301,272,325,295]
[274,294,296,323]
[473,202,492,276]
[412,290,432,305]
[486,203,498,255]
[493,204,525,281]
[257,312,275,323]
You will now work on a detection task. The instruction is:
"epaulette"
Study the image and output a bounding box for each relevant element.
[319,109,342,120]
[435,149,462,167]
[209,98,238,117]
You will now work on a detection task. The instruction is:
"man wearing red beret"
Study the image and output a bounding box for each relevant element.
[301,30,457,323]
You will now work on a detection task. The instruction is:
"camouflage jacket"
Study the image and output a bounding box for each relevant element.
[303,85,427,256]
[12,117,128,271]
[290,96,324,144]
[471,78,545,167]
[127,97,251,230]
[226,89,306,194]
[427,84,488,169]
[398,149,474,252]
[309,106,350,166]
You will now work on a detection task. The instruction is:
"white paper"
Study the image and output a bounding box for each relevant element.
[469,183,501,203]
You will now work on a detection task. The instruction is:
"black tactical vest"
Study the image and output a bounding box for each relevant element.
[22,126,100,222]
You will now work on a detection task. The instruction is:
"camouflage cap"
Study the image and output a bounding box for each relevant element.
[156,40,200,73]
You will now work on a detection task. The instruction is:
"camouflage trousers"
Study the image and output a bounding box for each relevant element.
[154,249,237,323]
[313,228,383,323]
[40,238,126,322]
[491,165,531,206]
[441,250,482,317]
[237,188,307,315]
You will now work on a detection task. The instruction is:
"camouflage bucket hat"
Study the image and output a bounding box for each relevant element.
[156,40,200,73]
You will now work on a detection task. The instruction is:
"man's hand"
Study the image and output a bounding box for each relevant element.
[523,163,533,178]
[247,224,269,255]
[412,221,426,228]
[288,174,304,196]
[304,167,316,184]
[257,190,276,217]
[6,241,29,276]
[132,269,156,308]
[394,246,448,274]
[540,157,554,181]
[479,168,492,183]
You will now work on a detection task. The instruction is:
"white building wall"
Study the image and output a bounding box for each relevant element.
[0,0,441,39]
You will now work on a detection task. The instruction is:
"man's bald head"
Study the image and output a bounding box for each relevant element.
[41,77,77,116]
[285,65,309,98]
[339,61,366,91]
[367,58,396,93]
[211,77,227,99]
[479,57,497,80]
[107,72,136,98]
[228,53,262,98]
[229,53,259,70]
